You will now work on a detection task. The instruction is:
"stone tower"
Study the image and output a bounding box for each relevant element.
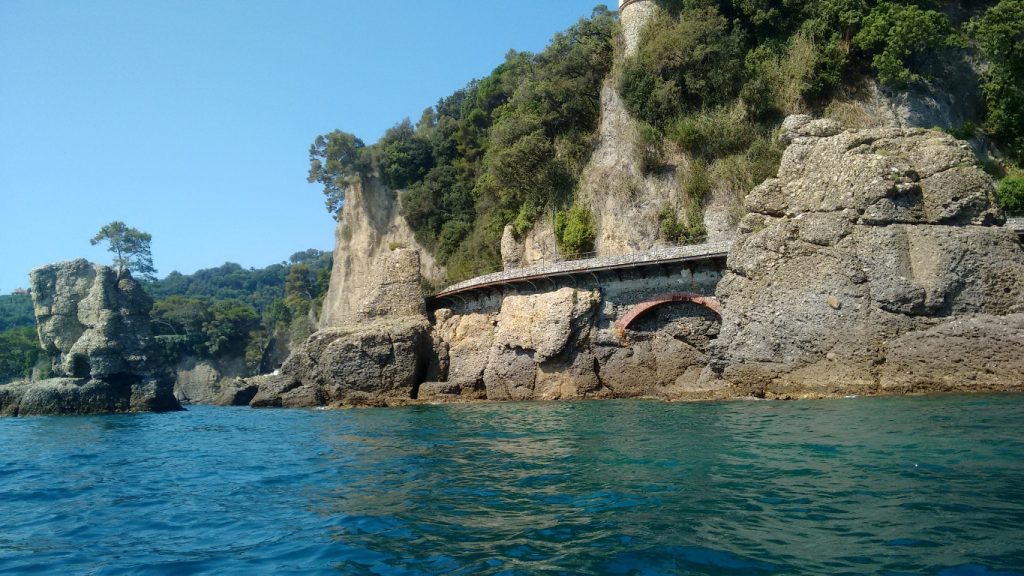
[619,0,658,57]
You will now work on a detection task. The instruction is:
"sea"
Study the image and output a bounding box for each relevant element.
[0,396,1022,575]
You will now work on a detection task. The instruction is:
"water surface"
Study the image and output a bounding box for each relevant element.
[1,396,1022,575]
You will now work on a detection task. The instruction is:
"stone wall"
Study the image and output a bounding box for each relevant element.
[619,0,658,58]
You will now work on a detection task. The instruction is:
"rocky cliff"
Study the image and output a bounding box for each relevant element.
[319,177,441,327]
[699,116,1024,398]
[247,248,436,408]
[423,286,721,403]
[0,260,181,416]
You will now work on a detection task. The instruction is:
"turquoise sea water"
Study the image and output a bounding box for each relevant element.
[0,396,1022,575]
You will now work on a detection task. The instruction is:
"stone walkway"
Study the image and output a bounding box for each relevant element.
[434,241,732,298]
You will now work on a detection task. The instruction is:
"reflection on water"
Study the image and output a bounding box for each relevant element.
[0,397,1022,574]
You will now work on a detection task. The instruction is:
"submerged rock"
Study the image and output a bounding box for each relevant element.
[0,260,181,416]
[701,118,1024,397]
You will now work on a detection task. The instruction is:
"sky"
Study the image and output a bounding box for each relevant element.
[0,0,608,293]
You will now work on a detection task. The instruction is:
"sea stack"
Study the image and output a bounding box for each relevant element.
[0,259,181,416]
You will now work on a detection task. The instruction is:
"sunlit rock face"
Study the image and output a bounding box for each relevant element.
[701,116,1024,398]
[0,259,180,416]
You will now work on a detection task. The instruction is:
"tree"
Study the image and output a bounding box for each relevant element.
[970,0,1024,161]
[90,221,157,281]
[307,130,366,218]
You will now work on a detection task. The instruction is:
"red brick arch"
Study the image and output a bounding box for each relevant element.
[616,292,721,334]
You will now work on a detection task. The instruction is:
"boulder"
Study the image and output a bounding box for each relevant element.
[702,119,1024,397]
[0,260,180,416]
[246,249,438,408]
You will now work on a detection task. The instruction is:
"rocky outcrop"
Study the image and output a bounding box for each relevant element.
[431,286,721,402]
[173,357,249,405]
[250,316,433,408]
[247,248,436,408]
[700,117,1024,398]
[0,260,181,416]
[319,177,441,327]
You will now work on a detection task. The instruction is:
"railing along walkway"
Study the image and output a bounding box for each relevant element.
[433,241,732,299]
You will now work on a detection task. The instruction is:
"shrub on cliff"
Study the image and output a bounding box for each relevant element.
[853,2,957,88]
[555,205,597,258]
[619,8,744,130]
[998,176,1024,216]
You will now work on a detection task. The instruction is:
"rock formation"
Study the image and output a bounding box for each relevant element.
[319,177,441,327]
[0,260,181,416]
[248,248,436,408]
[700,116,1024,398]
[424,284,722,403]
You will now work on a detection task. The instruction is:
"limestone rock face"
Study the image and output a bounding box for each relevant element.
[702,119,1024,397]
[248,249,437,408]
[250,317,433,408]
[319,178,440,327]
[173,357,249,405]
[432,287,721,402]
[0,260,180,416]
[32,259,157,379]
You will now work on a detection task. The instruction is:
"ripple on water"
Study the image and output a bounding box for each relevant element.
[0,397,1022,574]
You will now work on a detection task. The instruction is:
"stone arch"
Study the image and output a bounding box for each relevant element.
[616,292,721,335]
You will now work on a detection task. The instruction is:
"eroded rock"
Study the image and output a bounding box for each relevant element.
[702,120,1024,397]
[0,260,180,416]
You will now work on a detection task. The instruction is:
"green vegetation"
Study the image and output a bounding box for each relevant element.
[309,7,617,281]
[90,221,157,282]
[0,326,43,384]
[149,249,332,373]
[852,3,958,88]
[0,293,34,332]
[554,205,598,257]
[303,1,1017,283]
[969,0,1024,162]
[997,176,1024,216]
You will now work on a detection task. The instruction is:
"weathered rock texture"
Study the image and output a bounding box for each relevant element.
[506,82,736,267]
[700,117,1024,398]
[0,260,181,416]
[319,177,441,327]
[248,248,435,408]
[173,357,249,405]
[429,280,723,403]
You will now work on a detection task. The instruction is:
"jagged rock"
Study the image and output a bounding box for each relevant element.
[702,120,1024,397]
[211,378,260,407]
[0,260,180,416]
[358,248,425,319]
[173,357,248,404]
[249,317,433,408]
[318,178,441,327]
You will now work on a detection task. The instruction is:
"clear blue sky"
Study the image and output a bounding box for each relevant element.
[0,0,608,293]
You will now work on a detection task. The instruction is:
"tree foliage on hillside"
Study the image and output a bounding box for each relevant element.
[306,1,1016,283]
[0,294,34,332]
[0,326,43,384]
[309,7,617,281]
[149,249,333,373]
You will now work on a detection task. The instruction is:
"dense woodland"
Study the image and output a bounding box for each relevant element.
[308,0,1024,283]
[0,251,332,384]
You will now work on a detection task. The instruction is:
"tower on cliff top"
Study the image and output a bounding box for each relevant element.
[619,0,658,57]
